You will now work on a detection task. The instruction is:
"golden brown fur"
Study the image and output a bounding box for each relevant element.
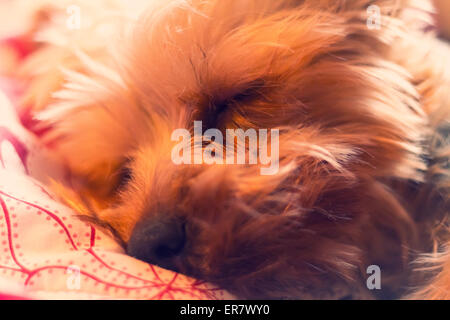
[9,0,450,299]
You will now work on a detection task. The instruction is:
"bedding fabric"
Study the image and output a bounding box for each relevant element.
[0,87,232,300]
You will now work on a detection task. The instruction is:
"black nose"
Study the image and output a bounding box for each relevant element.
[127,217,186,272]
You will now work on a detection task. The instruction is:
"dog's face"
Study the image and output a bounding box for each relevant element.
[39,0,428,299]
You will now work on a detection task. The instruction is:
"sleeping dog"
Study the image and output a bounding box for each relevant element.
[5,0,450,299]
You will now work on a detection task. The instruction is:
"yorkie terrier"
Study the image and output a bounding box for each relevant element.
[6,0,450,299]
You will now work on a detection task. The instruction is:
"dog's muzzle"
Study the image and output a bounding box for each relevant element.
[127,216,186,272]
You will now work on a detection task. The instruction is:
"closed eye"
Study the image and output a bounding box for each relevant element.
[118,166,132,187]
[116,162,133,190]
[201,78,266,129]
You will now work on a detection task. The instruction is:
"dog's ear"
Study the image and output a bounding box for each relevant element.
[31,47,146,198]
[15,0,138,112]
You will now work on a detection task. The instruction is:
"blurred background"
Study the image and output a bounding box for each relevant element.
[0,0,449,88]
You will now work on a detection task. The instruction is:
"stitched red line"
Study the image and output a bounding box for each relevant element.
[150,264,163,282]
[149,273,178,299]
[89,226,96,248]
[0,265,26,273]
[87,248,160,285]
[24,265,167,291]
[0,196,30,273]
[0,190,77,250]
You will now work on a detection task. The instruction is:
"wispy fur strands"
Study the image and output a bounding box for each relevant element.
[11,0,450,299]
